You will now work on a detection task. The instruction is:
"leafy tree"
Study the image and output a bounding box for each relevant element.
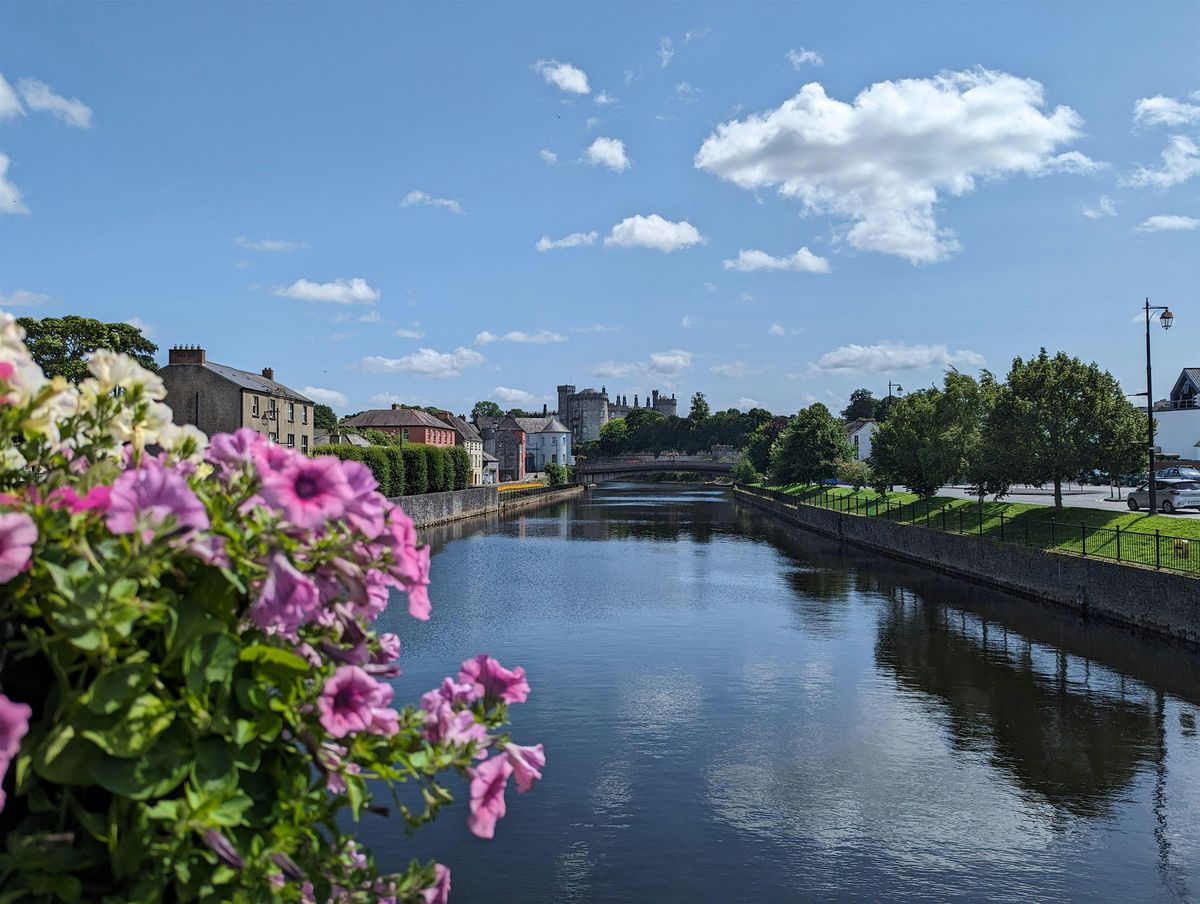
[836,458,875,491]
[746,415,790,475]
[599,418,628,456]
[544,462,570,486]
[874,394,899,421]
[871,390,942,497]
[313,403,338,431]
[841,388,879,422]
[996,348,1143,507]
[731,453,762,485]
[18,315,157,383]
[770,403,854,486]
[687,391,710,425]
[472,400,503,421]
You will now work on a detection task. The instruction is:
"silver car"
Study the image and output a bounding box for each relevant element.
[1128,479,1200,513]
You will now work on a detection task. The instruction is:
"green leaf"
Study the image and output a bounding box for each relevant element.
[23,873,82,903]
[239,644,310,677]
[34,723,99,786]
[84,664,154,715]
[192,737,238,794]
[185,634,240,696]
[82,694,174,758]
[90,725,191,799]
[167,594,226,662]
[206,791,254,827]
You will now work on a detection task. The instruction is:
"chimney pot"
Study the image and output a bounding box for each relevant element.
[391,403,402,410]
[261,366,274,381]
[168,345,206,365]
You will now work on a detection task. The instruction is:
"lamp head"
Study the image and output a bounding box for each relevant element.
[1160,309,1174,331]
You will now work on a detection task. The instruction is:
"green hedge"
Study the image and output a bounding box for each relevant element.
[402,446,428,496]
[425,445,448,493]
[449,445,470,489]
[380,447,406,497]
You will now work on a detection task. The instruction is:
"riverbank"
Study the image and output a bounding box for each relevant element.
[734,484,1200,647]
[391,483,585,528]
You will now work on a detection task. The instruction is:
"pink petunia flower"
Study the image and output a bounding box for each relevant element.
[46,485,112,515]
[105,461,209,544]
[317,666,400,738]
[0,692,32,813]
[467,753,513,839]
[458,654,530,705]
[373,633,401,665]
[251,553,321,635]
[420,677,478,714]
[421,864,451,904]
[505,743,545,793]
[260,455,353,530]
[207,428,267,470]
[342,461,387,539]
[423,702,489,753]
[0,512,36,583]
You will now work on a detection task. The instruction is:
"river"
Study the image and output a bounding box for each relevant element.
[365,483,1200,902]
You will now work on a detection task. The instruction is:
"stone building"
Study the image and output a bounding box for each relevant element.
[479,415,526,482]
[160,346,315,453]
[515,416,573,471]
[556,384,679,443]
[436,412,485,486]
[342,406,456,446]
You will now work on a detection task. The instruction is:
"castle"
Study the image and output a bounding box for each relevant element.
[556,384,678,442]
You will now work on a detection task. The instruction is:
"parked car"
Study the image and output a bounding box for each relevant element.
[1128,479,1200,513]
[1155,466,1200,481]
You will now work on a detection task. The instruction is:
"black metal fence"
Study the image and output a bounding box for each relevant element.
[736,485,1199,576]
[497,482,581,502]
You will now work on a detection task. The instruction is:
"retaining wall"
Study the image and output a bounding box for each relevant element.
[734,487,1200,646]
[392,484,585,528]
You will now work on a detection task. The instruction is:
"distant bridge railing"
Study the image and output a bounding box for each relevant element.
[575,458,734,480]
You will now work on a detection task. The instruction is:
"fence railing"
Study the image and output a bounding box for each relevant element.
[735,484,1198,576]
[497,482,580,501]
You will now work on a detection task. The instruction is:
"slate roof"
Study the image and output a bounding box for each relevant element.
[199,361,313,403]
[343,408,447,430]
[438,413,482,443]
[844,418,878,435]
[515,416,570,435]
[1170,368,1200,400]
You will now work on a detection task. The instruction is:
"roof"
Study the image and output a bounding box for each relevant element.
[515,416,570,435]
[189,361,313,403]
[497,414,525,434]
[845,418,878,435]
[343,408,448,430]
[482,451,499,463]
[1170,368,1200,400]
[438,413,482,443]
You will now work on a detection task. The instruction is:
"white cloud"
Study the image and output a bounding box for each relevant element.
[572,324,620,333]
[586,137,630,172]
[493,386,540,406]
[681,315,695,328]
[768,323,786,336]
[1081,195,1116,219]
[585,116,601,130]
[723,247,830,273]
[0,289,49,307]
[786,48,823,68]
[604,214,704,252]
[595,91,618,106]
[395,328,425,338]
[0,154,28,215]
[369,392,404,406]
[357,310,381,323]
[17,78,92,129]
[533,59,590,95]
[359,347,484,379]
[675,82,701,103]
[593,349,694,382]
[236,236,305,252]
[1133,92,1200,129]
[685,27,710,44]
[303,386,349,408]
[695,68,1098,265]
[737,396,760,409]
[536,230,598,251]
[1127,135,1200,189]
[539,148,558,164]
[811,342,985,373]
[276,278,380,304]
[474,329,567,346]
[400,190,464,214]
[658,37,675,68]
[0,74,24,120]
[1135,214,1199,232]
[125,316,157,338]
[711,361,750,378]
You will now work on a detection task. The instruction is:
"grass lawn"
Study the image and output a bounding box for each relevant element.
[760,483,1200,575]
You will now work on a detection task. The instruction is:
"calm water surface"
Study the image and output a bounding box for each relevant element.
[365,484,1200,902]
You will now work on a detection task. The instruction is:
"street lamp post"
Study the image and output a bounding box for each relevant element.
[1143,297,1174,513]
[888,381,904,400]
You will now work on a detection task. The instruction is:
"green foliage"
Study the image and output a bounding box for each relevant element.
[312,403,338,431]
[599,419,628,456]
[841,388,879,422]
[448,445,470,490]
[770,403,854,486]
[746,416,790,475]
[836,458,875,491]
[381,446,406,496]
[731,453,762,485]
[687,391,710,425]
[17,315,158,383]
[874,394,899,422]
[402,445,429,495]
[418,445,448,492]
[544,462,570,486]
[472,400,503,421]
[314,445,407,496]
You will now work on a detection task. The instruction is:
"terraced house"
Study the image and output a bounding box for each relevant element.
[160,345,315,453]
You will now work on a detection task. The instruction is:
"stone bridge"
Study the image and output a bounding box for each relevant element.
[575,458,734,482]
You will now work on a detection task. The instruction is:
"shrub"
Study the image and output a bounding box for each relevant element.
[731,453,762,485]
[402,445,428,496]
[381,446,406,497]
[422,445,448,493]
[0,316,543,902]
[836,458,875,491]
[544,462,568,486]
[359,446,393,496]
[448,446,470,490]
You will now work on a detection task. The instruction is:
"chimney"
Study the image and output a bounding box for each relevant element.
[261,366,274,381]
[391,403,402,410]
[543,403,548,416]
[168,345,206,366]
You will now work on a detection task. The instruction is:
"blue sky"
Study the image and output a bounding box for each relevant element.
[1,2,1197,417]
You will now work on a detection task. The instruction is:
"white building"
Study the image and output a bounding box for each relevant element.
[516,416,574,471]
[846,418,878,461]
[1154,368,1200,460]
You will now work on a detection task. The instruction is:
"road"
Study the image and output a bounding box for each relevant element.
[931,484,1200,517]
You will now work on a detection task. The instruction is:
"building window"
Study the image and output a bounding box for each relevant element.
[302,406,308,425]
[268,399,277,420]
[288,402,295,423]
[401,428,409,441]
[269,432,278,443]
[252,395,260,416]
[301,435,309,454]
[287,433,295,449]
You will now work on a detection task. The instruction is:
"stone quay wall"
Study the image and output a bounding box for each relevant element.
[733,486,1200,647]
[392,485,585,529]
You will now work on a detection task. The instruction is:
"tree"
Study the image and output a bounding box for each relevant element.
[687,391,710,425]
[313,403,338,431]
[18,315,157,383]
[544,461,570,486]
[997,349,1143,508]
[731,453,762,485]
[472,400,503,422]
[871,390,941,496]
[841,388,879,422]
[746,415,790,475]
[770,403,854,486]
[837,458,875,491]
[875,394,899,422]
[599,418,628,456]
